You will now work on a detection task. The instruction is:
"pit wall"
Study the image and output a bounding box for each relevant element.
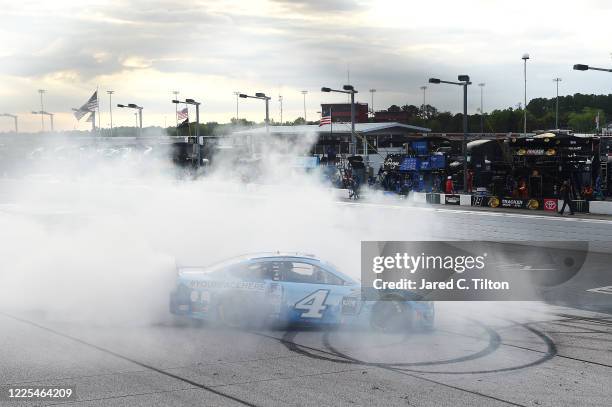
[408,192,612,216]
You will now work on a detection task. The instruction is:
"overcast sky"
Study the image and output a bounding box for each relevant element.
[1,0,611,132]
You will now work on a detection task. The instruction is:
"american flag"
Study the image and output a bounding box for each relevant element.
[73,91,98,120]
[319,113,332,126]
[177,107,188,121]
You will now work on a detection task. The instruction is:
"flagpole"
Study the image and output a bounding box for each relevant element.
[96,86,101,135]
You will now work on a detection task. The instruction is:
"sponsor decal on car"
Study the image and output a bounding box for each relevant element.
[188,280,266,291]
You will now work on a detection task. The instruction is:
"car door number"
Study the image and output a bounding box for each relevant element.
[294,290,330,318]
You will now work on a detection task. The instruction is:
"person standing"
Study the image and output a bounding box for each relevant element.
[582,184,594,201]
[445,176,455,194]
[558,180,575,215]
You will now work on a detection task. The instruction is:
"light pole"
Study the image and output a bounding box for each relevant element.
[0,113,18,133]
[37,89,46,131]
[522,53,530,136]
[429,75,471,192]
[301,90,308,122]
[31,111,53,132]
[321,85,359,155]
[369,89,376,117]
[239,92,271,128]
[233,91,240,121]
[278,95,283,124]
[172,91,179,126]
[553,78,562,129]
[117,103,143,137]
[478,83,485,134]
[420,85,427,117]
[573,63,612,73]
[239,92,271,154]
[107,90,114,136]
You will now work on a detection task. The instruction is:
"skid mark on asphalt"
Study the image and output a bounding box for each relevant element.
[587,285,612,295]
[0,312,259,407]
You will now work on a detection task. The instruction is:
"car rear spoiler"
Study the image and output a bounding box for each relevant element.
[174,259,207,276]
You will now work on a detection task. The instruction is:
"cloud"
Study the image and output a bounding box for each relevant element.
[1,0,612,131]
[270,0,365,13]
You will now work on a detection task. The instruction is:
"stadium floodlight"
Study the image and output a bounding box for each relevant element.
[573,63,612,73]
[320,84,359,155]
[428,74,472,192]
[522,53,530,137]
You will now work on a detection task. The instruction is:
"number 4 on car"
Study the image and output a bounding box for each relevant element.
[294,290,330,318]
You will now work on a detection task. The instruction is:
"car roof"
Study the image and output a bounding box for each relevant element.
[179,253,358,284]
[247,252,320,261]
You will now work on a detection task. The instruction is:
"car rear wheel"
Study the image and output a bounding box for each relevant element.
[370,300,413,332]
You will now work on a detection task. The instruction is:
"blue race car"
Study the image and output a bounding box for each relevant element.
[169,253,434,331]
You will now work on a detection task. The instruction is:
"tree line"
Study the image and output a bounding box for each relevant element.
[382,93,610,133]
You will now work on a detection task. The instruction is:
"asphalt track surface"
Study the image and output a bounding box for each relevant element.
[1,183,612,406]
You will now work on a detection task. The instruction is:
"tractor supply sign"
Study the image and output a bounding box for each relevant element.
[499,198,540,210]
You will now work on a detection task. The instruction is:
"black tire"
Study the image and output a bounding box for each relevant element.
[370,300,413,332]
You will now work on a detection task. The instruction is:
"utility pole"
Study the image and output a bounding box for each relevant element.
[553,78,562,129]
[278,95,283,124]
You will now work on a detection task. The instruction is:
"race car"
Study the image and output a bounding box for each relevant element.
[169,253,434,331]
